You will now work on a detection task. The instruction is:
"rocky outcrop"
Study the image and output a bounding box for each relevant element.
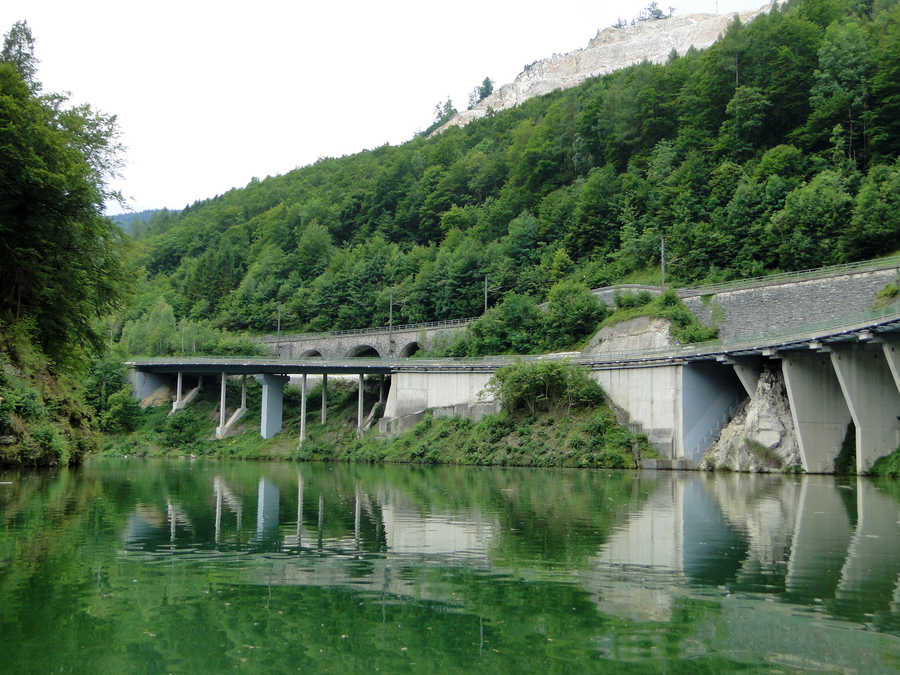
[700,366,800,472]
[582,316,674,355]
[437,2,782,134]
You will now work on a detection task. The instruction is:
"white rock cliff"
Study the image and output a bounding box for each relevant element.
[436,2,781,134]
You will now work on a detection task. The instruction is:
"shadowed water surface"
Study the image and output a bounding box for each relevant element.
[0,460,898,672]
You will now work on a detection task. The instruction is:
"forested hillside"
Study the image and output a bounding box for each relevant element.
[128,0,900,339]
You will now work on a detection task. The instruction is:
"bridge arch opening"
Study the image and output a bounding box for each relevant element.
[300,349,323,358]
[399,341,420,357]
[346,344,380,358]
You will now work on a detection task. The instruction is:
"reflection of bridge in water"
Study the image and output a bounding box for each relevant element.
[123,471,900,637]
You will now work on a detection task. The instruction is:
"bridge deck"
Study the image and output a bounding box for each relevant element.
[128,309,900,375]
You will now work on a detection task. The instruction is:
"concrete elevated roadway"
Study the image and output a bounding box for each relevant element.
[129,306,900,473]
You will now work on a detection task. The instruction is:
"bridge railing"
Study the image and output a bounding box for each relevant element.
[675,255,900,298]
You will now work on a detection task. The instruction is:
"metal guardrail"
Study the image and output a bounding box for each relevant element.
[675,255,900,298]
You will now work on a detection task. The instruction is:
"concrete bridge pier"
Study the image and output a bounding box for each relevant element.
[731,357,763,399]
[357,374,364,437]
[883,338,900,392]
[216,374,248,438]
[256,374,289,439]
[171,373,202,414]
[830,343,900,473]
[298,374,308,446]
[321,374,328,425]
[782,352,851,473]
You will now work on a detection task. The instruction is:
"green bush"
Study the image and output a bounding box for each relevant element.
[101,389,143,433]
[487,360,604,415]
[869,446,900,476]
[24,421,69,465]
[543,281,607,350]
[872,280,899,310]
[162,408,208,448]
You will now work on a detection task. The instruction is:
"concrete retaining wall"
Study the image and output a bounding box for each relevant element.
[593,364,681,457]
[384,371,495,420]
[682,268,898,342]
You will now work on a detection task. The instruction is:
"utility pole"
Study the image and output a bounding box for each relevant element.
[484,275,488,314]
[388,289,393,356]
[660,235,666,290]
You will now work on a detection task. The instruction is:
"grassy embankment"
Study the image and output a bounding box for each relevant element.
[102,362,655,469]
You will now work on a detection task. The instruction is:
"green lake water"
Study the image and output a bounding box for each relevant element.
[1,460,899,673]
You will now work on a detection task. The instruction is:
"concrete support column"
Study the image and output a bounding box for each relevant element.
[321,374,328,425]
[831,344,900,473]
[256,374,289,439]
[175,372,183,406]
[782,353,851,473]
[379,375,385,404]
[241,375,247,409]
[299,373,308,446]
[217,372,227,436]
[358,374,364,437]
[732,357,762,399]
[883,338,900,394]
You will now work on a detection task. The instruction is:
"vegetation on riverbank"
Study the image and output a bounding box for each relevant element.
[0,323,98,466]
[869,446,900,476]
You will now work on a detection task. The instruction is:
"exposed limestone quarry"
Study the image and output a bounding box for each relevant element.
[437,2,781,134]
[583,316,674,355]
[700,367,801,472]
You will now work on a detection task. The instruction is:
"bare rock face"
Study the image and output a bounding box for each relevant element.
[436,2,782,134]
[141,384,173,409]
[582,316,674,355]
[700,366,801,472]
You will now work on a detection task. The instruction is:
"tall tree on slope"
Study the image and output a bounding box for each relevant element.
[0,21,129,365]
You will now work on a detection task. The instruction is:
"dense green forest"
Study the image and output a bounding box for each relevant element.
[121,0,900,342]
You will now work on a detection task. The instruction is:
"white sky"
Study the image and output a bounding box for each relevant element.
[2,0,765,213]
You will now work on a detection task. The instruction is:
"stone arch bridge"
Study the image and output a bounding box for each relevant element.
[258,318,474,359]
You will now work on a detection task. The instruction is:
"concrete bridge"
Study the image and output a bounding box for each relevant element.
[128,301,900,474]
